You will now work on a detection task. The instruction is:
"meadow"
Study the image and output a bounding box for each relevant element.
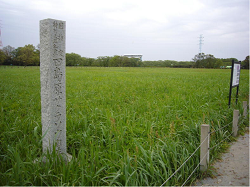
[0,66,249,186]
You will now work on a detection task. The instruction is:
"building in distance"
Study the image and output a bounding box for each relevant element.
[123,54,143,61]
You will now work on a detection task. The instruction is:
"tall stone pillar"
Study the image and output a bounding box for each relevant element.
[40,18,70,160]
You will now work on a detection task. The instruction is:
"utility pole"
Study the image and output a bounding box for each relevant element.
[0,20,3,50]
[196,34,204,61]
[198,34,204,54]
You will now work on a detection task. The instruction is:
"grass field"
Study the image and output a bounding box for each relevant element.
[0,66,249,186]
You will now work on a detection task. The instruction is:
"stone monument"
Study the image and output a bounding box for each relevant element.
[40,18,71,161]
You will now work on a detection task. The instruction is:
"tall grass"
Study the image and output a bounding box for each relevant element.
[0,66,249,186]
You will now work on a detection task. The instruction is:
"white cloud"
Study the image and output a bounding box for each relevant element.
[0,0,248,61]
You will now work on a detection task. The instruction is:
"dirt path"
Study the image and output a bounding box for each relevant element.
[194,130,249,186]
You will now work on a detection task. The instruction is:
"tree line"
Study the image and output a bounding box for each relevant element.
[66,53,143,67]
[0,45,40,66]
[0,44,249,69]
[192,53,249,69]
[0,45,143,67]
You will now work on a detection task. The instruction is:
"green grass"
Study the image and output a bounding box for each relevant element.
[0,66,249,186]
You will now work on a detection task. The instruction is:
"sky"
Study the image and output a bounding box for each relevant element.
[0,0,249,61]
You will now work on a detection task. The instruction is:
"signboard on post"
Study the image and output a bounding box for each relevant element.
[232,63,240,87]
[228,60,241,107]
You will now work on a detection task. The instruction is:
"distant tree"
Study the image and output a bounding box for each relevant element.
[2,45,15,65]
[121,56,131,67]
[204,54,216,68]
[16,44,37,66]
[219,58,238,67]
[215,59,223,68]
[12,47,23,65]
[193,53,218,68]
[0,49,6,65]
[175,61,194,68]
[241,55,249,69]
[142,60,194,68]
[110,55,121,67]
[130,57,141,67]
[88,58,95,66]
[33,48,40,66]
[193,53,205,61]
[96,56,110,67]
[105,55,142,67]
[81,57,89,66]
[2,45,15,58]
[193,53,205,68]
[66,53,82,66]
[163,60,173,67]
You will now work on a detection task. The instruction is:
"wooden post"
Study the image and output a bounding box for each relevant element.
[233,110,239,137]
[243,101,248,118]
[200,124,210,172]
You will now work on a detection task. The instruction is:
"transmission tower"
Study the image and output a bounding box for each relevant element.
[0,20,3,50]
[198,34,204,54]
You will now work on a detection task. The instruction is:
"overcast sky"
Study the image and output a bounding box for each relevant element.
[0,0,249,61]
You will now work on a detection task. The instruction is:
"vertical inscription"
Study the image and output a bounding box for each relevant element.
[40,19,66,155]
[52,20,65,154]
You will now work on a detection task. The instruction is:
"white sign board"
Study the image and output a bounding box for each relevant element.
[232,64,240,87]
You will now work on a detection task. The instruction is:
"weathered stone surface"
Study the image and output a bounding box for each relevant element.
[40,18,66,155]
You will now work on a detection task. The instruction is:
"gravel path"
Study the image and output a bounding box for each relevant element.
[194,130,249,186]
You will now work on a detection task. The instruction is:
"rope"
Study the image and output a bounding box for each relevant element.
[181,150,209,187]
[209,121,232,134]
[161,106,249,186]
[160,134,209,187]
[181,119,239,186]
[238,114,245,125]
[209,131,234,150]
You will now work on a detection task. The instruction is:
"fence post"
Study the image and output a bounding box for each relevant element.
[233,110,239,137]
[243,101,248,118]
[200,124,210,172]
